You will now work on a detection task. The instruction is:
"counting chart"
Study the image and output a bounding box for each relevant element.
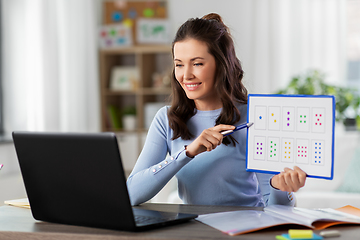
[246,94,335,180]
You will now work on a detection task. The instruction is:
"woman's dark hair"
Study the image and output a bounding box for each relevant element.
[168,13,248,145]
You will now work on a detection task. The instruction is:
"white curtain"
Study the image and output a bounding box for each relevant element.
[169,0,347,94]
[2,0,100,133]
[246,0,347,93]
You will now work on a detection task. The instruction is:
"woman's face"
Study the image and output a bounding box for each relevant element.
[173,38,221,110]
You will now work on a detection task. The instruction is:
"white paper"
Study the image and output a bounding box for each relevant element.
[247,95,334,179]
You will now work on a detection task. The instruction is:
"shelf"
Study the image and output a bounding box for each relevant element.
[99,44,172,155]
[104,87,171,96]
[100,45,172,55]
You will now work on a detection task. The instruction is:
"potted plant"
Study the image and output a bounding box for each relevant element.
[121,106,137,131]
[276,69,360,129]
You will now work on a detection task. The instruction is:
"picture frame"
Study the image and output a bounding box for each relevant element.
[110,66,140,90]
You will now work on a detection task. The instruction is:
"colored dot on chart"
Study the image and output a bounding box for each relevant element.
[259,116,262,120]
[287,112,290,115]
[287,123,290,126]
[272,113,274,116]
[274,120,276,123]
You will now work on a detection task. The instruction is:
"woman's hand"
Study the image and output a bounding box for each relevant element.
[185,124,235,158]
[270,166,307,192]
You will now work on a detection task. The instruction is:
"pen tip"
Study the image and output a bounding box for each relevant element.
[247,122,254,127]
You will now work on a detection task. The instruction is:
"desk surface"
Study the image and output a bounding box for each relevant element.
[0,203,359,240]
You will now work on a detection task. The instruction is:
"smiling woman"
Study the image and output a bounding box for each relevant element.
[173,39,218,110]
[127,13,307,207]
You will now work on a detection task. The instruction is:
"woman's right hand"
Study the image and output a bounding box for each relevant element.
[185,124,235,158]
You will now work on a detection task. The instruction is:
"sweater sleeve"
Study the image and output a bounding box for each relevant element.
[255,172,296,207]
[126,107,193,206]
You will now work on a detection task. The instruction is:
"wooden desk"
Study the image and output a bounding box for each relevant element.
[0,203,359,240]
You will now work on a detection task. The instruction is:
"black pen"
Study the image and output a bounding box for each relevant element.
[221,122,254,136]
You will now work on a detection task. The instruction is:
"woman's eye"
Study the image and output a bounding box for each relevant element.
[175,64,183,68]
[194,63,203,66]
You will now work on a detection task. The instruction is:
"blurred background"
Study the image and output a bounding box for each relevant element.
[0,0,359,208]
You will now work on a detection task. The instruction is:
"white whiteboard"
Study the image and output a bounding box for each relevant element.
[246,94,335,180]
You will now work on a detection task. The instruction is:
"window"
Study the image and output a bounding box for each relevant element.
[347,0,360,90]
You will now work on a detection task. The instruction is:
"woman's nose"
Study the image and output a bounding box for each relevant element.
[184,66,194,80]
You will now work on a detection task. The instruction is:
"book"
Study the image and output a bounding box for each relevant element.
[246,94,335,180]
[4,198,30,209]
[196,205,360,236]
[107,105,121,130]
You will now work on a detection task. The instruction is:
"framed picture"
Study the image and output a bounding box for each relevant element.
[110,66,139,90]
[137,18,170,44]
[99,24,133,49]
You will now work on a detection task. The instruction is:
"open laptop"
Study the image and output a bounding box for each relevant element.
[12,131,197,231]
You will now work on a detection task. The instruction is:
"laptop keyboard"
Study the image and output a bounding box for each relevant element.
[134,215,172,226]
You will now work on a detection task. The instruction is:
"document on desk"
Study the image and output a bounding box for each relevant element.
[196,205,360,236]
[247,94,335,180]
[4,198,30,209]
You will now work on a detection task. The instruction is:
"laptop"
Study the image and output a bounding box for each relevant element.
[12,131,197,231]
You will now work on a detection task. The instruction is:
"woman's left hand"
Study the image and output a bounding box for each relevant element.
[270,166,307,192]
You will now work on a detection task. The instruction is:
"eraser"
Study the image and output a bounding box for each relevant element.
[289,229,314,239]
[319,230,340,238]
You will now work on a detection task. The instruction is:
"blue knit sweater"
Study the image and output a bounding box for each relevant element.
[127,104,295,206]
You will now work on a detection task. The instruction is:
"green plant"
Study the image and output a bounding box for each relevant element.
[122,106,137,115]
[277,69,360,123]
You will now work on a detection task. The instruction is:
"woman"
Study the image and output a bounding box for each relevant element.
[127,13,306,206]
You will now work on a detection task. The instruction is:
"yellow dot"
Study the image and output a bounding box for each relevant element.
[274,120,276,123]
[272,113,274,116]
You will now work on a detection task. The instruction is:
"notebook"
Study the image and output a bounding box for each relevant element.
[12,131,197,231]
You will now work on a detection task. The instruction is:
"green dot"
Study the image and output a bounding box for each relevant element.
[300,115,303,118]
[274,154,276,156]
[304,121,306,123]
[143,8,155,17]
[300,120,302,123]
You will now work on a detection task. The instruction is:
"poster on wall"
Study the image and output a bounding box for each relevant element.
[137,19,170,44]
[103,0,168,45]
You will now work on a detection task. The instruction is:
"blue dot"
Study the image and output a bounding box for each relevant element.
[112,11,123,22]
[259,116,262,120]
